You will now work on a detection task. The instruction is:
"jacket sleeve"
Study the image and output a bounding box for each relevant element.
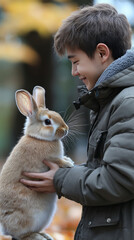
[54,95,134,206]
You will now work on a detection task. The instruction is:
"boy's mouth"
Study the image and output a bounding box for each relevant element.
[79,77,86,81]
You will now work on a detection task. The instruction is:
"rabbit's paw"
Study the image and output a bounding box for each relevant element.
[40,232,53,240]
[21,232,50,240]
[62,156,74,167]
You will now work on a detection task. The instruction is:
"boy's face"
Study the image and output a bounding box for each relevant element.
[67,47,113,90]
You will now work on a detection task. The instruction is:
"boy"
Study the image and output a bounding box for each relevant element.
[21,3,134,239]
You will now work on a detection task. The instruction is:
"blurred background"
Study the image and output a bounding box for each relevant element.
[0,0,91,161]
[0,1,134,239]
[0,0,134,161]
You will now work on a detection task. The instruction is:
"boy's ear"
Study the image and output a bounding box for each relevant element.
[96,43,112,63]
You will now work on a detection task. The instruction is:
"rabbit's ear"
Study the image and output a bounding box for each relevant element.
[15,90,37,117]
[32,86,46,108]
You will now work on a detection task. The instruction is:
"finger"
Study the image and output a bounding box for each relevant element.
[20,179,46,187]
[43,160,59,170]
[22,172,46,179]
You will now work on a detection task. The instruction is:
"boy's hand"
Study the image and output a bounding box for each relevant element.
[20,161,59,193]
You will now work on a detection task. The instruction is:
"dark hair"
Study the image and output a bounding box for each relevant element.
[54,3,132,60]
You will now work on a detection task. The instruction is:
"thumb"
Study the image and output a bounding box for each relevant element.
[43,160,59,170]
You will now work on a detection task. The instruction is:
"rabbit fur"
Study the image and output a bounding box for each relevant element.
[0,86,74,240]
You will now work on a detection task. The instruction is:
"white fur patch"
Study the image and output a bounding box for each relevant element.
[31,195,57,232]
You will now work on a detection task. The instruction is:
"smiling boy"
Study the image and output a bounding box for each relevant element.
[21,3,134,240]
[67,45,114,90]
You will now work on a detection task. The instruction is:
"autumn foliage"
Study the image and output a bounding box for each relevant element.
[47,198,81,240]
[0,0,77,64]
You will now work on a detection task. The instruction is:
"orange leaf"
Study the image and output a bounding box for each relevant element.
[0,236,12,240]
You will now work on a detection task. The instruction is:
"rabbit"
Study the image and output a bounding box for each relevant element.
[0,86,74,240]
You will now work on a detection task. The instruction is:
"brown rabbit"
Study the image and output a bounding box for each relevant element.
[0,86,74,240]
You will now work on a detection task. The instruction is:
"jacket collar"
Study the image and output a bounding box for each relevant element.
[73,89,99,111]
[73,86,123,112]
[95,50,134,87]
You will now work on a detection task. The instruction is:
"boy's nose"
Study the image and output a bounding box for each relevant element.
[72,66,79,77]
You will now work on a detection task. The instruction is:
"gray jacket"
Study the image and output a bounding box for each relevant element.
[54,50,134,240]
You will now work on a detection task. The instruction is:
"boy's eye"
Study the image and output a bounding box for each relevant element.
[73,60,78,64]
[44,119,51,125]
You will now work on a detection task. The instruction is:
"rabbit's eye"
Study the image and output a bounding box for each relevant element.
[44,119,51,125]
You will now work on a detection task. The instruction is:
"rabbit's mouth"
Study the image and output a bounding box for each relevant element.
[64,129,68,136]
